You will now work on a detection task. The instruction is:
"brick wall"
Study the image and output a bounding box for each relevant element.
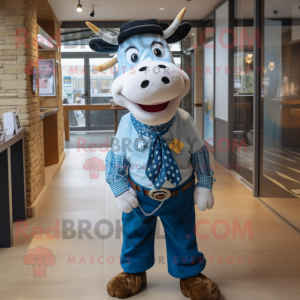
[0,0,45,206]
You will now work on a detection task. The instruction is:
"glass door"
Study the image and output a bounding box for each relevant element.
[203,40,215,147]
[232,0,254,184]
[88,57,118,131]
[61,58,88,131]
[181,51,194,118]
[62,53,128,131]
[259,0,300,198]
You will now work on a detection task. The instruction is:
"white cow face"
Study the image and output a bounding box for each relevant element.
[112,34,190,126]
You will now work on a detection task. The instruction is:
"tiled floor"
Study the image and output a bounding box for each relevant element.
[260,198,300,231]
[1,149,300,299]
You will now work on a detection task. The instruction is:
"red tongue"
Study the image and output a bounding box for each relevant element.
[138,102,169,113]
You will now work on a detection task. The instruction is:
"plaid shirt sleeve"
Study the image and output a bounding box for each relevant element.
[191,145,214,190]
[105,150,130,197]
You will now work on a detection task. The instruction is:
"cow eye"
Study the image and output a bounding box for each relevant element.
[126,48,139,64]
[152,43,165,58]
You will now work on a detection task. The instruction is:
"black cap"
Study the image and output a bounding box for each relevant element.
[89,19,191,54]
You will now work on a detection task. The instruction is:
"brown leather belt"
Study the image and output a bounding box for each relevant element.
[128,176,195,200]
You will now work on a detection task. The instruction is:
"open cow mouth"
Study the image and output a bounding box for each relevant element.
[138,101,170,113]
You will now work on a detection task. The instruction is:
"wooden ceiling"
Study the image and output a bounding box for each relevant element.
[36,0,55,23]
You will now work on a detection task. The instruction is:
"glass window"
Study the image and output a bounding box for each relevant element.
[88,57,127,130]
[61,58,86,128]
[173,57,181,68]
[203,14,215,146]
[169,42,181,52]
[231,0,254,184]
[89,58,115,100]
[215,1,229,122]
[100,77,113,94]
[61,58,86,104]
[260,0,300,198]
[90,77,98,92]
[203,41,214,146]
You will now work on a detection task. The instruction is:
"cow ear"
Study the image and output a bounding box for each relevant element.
[165,23,191,44]
[89,38,119,54]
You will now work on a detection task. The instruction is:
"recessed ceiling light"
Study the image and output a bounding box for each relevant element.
[159,8,165,10]
[191,33,194,35]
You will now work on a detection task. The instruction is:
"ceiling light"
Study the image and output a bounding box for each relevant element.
[191,33,194,35]
[263,66,267,74]
[245,53,253,64]
[77,0,82,12]
[90,7,95,17]
[159,8,165,10]
[268,62,275,71]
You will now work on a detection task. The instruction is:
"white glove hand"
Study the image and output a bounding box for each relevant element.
[115,188,139,213]
[194,187,214,211]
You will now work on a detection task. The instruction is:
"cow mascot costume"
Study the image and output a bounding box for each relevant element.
[87,8,220,300]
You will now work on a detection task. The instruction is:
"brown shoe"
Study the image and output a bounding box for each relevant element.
[180,273,220,300]
[107,271,147,299]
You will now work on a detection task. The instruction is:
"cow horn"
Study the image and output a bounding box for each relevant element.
[95,57,118,72]
[86,22,118,45]
[163,7,186,39]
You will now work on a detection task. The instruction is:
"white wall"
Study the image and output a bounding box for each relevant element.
[194,107,203,138]
[215,1,229,122]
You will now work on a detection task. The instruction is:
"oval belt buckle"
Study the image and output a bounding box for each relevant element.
[149,188,171,201]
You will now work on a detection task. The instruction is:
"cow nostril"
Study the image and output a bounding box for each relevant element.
[141,80,150,88]
[139,66,147,71]
[158,65,167,69]
[162,77,170,84]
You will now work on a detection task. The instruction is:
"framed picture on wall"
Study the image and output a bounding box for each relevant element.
[3,112,22,135]
[14,113,22,133]
[39,59,56,97]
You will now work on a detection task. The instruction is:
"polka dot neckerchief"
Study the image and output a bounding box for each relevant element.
[130,114,182,189]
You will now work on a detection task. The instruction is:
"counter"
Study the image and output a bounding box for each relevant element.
[40,107,59,166]
[40,107,58,120]
[0,131,26,247]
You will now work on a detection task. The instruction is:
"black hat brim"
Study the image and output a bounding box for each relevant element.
[166,22,191,44]
[89,37,119,54]
[118,24,163,45]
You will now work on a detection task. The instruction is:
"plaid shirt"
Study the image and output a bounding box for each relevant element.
[191,145,214,190]
[105,145,214,197]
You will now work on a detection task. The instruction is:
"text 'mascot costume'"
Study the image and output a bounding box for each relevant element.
[87,8,220,300]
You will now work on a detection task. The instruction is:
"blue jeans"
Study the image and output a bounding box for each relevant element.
[120,175,206,279]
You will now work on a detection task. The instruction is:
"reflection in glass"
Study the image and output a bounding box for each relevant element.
[61,58,86,128]
[260,0,300,198]
[232,0,254,184]
[89,58,127,130]
[203,14,215,146]
[203,41,214,146]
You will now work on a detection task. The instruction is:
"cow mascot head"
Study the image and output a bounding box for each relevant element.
[87,8,190,126]
[87,8,220,300]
